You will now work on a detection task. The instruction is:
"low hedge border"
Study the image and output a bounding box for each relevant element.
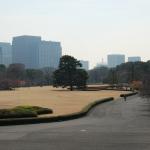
[120,92,138,98]
[0,97,114,126]
[0,106,53,119]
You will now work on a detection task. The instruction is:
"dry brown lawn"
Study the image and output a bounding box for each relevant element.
[0,86,129,116]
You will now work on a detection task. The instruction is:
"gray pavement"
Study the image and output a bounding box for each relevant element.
[0,96,150,150]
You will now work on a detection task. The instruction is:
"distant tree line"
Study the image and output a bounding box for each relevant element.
[0,63,56,90]
[88,61,150,96]
[88,61,150,84]
[0,58,150,95]
[88,66,109,84]
[0,55,89,91]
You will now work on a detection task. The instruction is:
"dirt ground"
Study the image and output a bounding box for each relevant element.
[0,86,129,116]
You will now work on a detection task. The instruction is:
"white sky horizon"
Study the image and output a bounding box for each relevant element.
[0,0,150,68]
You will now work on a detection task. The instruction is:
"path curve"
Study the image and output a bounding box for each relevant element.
[0,96,150,150]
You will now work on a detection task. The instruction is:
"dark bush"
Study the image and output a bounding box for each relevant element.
[14,106,53,115]
[0,79,13,90]
[0,108,37,119]
[0,106,53,119]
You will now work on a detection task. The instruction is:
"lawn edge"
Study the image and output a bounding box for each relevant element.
[0,92,138,126]
[0,97,114,126]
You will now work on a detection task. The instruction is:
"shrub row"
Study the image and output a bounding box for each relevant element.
[0,106,53,119]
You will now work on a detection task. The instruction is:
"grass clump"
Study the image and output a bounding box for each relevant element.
[0,106,53,119]
[14,106,53,115]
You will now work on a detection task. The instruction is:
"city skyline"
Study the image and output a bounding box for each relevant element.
[0,0,150,68]
[0,35,144,70]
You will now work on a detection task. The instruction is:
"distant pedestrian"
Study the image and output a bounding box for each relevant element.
[124,95,127,101]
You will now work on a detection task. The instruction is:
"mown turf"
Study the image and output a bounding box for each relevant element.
[0,86,129,116]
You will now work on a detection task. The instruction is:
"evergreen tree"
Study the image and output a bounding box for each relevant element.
[53,55,88,90]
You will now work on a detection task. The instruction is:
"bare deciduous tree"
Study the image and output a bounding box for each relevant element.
[140,74,150,98]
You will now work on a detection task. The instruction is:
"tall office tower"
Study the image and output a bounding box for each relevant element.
[79,60,89,70]
[0,42,12,66]
[39,41,52,68]
[0,48,2,64]
[107,54,125,68]
[39,41,62,69]
[12,35,41,69]
[128,56,141,62]
[49,41,62,68]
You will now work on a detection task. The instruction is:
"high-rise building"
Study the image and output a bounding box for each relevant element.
[47,41,62,69]
[39,41,62,68]
[39,41,52,68]
[107,54,125,68]
[12,35,41,69]
[128,56,141,62]
[12,35,62,69]
[79,60,89,70]
[0,48,2,64]
[0,42,12,66]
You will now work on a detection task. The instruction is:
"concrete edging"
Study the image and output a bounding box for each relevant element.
[0,97,114,126]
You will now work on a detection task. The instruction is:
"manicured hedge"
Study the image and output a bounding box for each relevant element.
[0,106,53,119]
[14,106,53,115]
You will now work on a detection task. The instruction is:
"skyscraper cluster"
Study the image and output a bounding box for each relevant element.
[96,54,141,68]
[0,42,12,67]
[0,36,142,70]
[0,35,62,69]
[107,54,141,68]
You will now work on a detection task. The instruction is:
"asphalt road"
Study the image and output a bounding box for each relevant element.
[0,96,150,150]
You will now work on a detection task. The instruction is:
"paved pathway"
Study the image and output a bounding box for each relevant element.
[0,96,150,150]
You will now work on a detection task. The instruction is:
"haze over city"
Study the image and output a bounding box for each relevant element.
[0,0,150,68]
[1,1,150,149]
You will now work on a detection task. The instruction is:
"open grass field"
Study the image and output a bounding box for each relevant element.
[0,86,129,117]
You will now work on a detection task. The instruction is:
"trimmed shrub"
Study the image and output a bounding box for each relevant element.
[0,106,53,119]
[0,108,37,119]
[14,106,53,115]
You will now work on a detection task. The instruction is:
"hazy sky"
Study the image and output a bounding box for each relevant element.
[0,0,150,68]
